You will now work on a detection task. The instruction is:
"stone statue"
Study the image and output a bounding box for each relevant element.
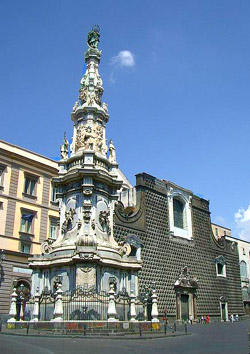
[70,137,74,155]
[102,102,108,113]
[87,25,100,49]
[60,133,69,159]
[108,139,116,163]
[72,101,79,112]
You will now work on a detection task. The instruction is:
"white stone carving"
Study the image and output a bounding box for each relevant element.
[107,283,117,322]
[108,139,116,164]
[151,288,159,323]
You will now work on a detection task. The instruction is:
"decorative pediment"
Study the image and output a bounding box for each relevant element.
[174,266,198,289]
[214,255,226,265]
[125,235,144,248]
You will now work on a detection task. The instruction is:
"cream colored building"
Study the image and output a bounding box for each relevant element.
[226,235,250,315]
[211,223,232,239]
[0,140,59,320]
[212,222,250,315]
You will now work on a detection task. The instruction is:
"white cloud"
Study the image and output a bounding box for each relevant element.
[234,205,250,241]
[111,50,135,67]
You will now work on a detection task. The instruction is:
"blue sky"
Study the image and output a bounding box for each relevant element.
[1,1,250,239]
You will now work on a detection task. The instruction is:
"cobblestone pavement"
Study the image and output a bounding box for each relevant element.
[0,321,249,354]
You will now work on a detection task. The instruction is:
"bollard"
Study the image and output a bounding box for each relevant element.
[26,323,29,335]
[130,291,137,322]
[164,323,167,335]
[185,323,187,334]
[51,282,63,322]
[151,289,159,323]
[84,324,87,336]
[174,323,177,332]
[8,286,18,323]
[107,283,117,322]
[139,323,142,337]
[30,287,40,322]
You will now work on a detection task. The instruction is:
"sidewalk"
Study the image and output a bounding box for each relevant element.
[0,324,191,340]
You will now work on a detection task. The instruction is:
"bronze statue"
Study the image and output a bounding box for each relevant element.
[87,25,100,49]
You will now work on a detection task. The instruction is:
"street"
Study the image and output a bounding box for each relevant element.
[0,321,249,354]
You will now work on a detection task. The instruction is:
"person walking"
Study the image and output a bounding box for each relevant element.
[206,313,210,324]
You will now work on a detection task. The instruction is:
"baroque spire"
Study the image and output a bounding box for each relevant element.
[70,26,109,158]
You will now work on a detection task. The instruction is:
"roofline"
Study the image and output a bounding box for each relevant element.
[211,222,231,231]
[226,235,250,244]
[0,139,58,165]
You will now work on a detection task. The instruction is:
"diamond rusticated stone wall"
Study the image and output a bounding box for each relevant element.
[114,172,244,318]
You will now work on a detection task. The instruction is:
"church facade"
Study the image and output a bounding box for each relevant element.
[114,174,244,321]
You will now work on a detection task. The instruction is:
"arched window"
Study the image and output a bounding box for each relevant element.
[173,198,184,229]
[240,261,248,278]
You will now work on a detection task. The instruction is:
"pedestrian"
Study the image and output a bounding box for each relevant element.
[206,313,210,324]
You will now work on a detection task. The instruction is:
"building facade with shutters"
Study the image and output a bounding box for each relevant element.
[0,140,59,320]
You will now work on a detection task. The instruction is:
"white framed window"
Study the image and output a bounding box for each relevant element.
[168,187,193,240]
[20,210,35,234]
[49,218,59,239]
[215,256,226,277]
[51,187,57,202]
[240,261,247,278]
[23,174,38,197]
[21,243,31,254]
[0,165,6,188]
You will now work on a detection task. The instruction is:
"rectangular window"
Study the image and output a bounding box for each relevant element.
[51,186,58,202]
[21,243,31,254]
[24,175,37,196]
[173,199,184,229]
[20,212,34,234]
[0,165,6,188]
[216,263,226,277]
[49,218,59,239]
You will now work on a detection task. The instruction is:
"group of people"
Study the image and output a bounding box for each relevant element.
[230,314,239,322]
[199,313,210,324]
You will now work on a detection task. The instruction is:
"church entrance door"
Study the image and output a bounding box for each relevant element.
[181,294,189,322]
[221,303,227,321]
